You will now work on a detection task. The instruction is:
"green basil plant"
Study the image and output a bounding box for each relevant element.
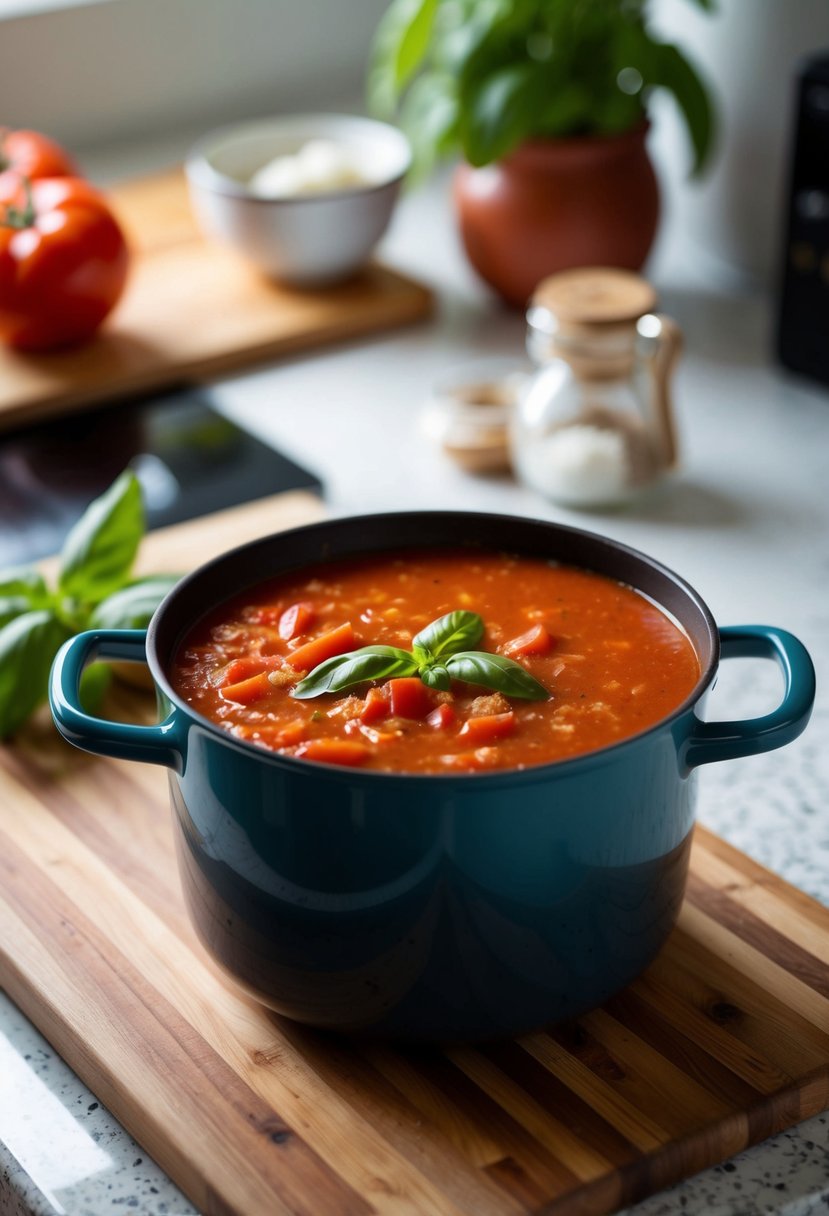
[0,470,178,738]
[369,0,716,177]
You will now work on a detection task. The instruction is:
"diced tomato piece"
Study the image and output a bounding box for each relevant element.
[458,711,515,744]
[503,624,553,658]
[285,622,355,670]
[220,655,283,686]
[220,671,274,704]
[388,677,433,719]
[426,703,456,730]
[279,601,316,641]
[361,686,390,724]
[295,739,371,767]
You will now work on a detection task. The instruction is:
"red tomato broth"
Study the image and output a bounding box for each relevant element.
[169,550,701,773]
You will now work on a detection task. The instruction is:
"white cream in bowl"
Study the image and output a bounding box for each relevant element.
[186,114,411,285]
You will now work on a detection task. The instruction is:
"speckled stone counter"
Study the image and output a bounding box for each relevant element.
[2,151,829,1215]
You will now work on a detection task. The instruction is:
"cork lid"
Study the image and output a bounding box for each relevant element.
[530,268,658,329]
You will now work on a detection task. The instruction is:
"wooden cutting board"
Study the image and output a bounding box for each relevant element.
[2,494,829,1216]
[0,169,433,432]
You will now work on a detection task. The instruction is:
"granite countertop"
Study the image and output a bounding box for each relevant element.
[2,151,829,1215]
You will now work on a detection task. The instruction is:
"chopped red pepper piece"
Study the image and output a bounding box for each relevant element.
[285,622,355,670]
[278,602,316,641]
[458,711,515,744]
[503,624,553,658]
[361,686,390,724]
[220,671,274,704]
[221,655,284,686]
[388,677,434,719]
[295,739,371,767]
[426,703,456,730]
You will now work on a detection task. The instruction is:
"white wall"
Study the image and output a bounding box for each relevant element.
[652,0,829,285]
[0,0,389,152]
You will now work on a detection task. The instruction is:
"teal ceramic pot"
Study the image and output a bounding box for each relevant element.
[49,514,815,1042]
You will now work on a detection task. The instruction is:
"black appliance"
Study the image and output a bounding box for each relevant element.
[0,388,322,566]
[777,52,829,386]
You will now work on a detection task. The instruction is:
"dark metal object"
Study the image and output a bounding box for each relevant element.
[0,387,322,565]
[777,52,829,385]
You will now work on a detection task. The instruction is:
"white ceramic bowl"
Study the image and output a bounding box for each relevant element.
[186,114,411,286]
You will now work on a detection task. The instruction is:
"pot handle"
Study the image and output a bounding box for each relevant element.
[50,629,184,771]
[685,625,815,768]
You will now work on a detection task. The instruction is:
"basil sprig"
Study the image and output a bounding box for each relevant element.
[292,609,548,702]
[0,470,180,739]
[291,645,418,699]
[412,609,483,661]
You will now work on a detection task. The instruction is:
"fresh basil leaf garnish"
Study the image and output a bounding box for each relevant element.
[292,645,418,699]
[0,567,52,628]
[0,610,71,738]
[90,575,180,631]
[420,664,451,691]
[412,610,484,660]
[291,607,550,704]
[445,651,549,700]
[58,470,144,606]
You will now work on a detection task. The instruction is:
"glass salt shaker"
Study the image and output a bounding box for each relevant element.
[511,268,682,508]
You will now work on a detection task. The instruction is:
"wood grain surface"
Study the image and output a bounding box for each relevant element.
[1,495,828,1216]
[0,169,433,432]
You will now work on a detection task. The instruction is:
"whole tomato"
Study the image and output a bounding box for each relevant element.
[0,176,129,350]
[0,128,76,181]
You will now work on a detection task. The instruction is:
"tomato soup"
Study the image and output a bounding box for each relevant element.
[170,550,700,773]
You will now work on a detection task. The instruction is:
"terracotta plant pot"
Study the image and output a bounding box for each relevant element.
[453,122,660,307]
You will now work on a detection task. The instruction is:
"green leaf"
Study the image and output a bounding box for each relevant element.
[0,567,50,602]
[649,41,715,175]
[461,62,544,166]
[616,25,715,175]
[368,0,439,116]
[420,664,451,691]
[537,81,597,138]
[413,610,484,660]
[399,71,460,179]
[0,610,70,739]
[0,596,35,628]
[394,0,439,88]
[292,645,418,700]
[90,575,180,631]
[445,651,549,700]
[58,470,144,607]
[0,567,52,627]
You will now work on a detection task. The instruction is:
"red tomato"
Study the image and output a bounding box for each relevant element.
[0,176,129,350]
[0,128,77,182]
[426,703,456,730]
[278,602,316,641]
[360,686,390,724]
[458,711,515,744]
[503,624,554,657]
[388,678,434,719]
